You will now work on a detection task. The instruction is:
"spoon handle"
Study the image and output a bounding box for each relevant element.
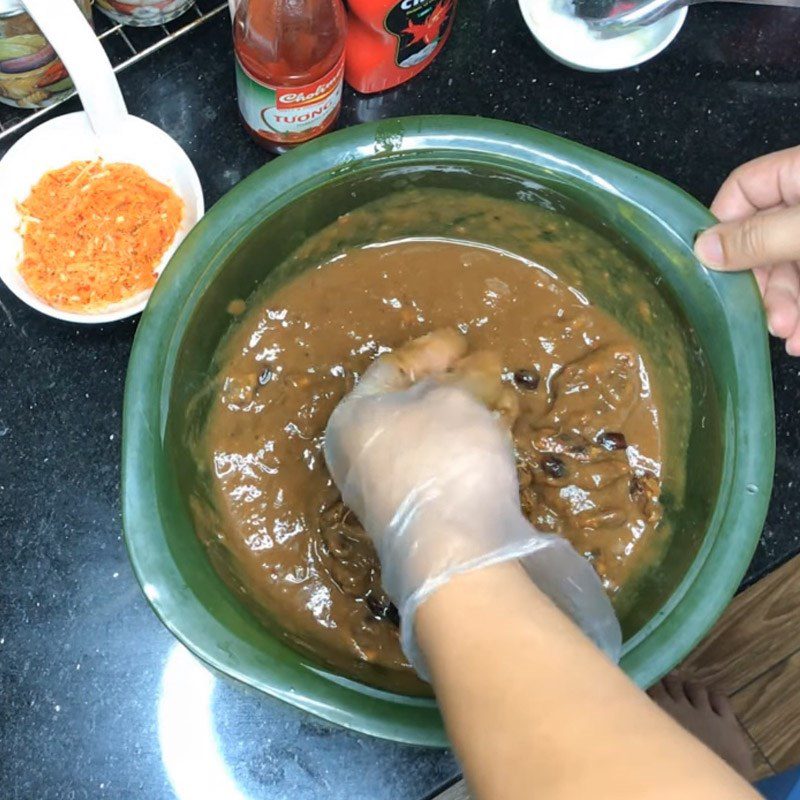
[595,0,800,31]
[22,0,128,141]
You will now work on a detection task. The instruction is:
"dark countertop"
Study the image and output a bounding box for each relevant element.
[1,2,799,798]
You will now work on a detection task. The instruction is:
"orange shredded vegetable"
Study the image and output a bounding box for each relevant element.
[16,159,184,312]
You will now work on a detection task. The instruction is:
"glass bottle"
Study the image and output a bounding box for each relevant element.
[233,0,347,153]
[94,0,195,27]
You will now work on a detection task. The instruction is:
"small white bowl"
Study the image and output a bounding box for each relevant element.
[0,112,204,325]
[518,0,688,73]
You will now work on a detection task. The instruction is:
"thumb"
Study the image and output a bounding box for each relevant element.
[695,205,800,271]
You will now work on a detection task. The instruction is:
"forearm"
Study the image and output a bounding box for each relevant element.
[417,561,759,800]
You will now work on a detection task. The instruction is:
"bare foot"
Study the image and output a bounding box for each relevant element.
[648,673,754,781]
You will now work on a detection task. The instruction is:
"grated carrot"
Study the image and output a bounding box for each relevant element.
[16,159,184,312]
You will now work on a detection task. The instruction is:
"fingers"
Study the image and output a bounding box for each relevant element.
[441,351,523,427]
[711,145,800,221]
[440,350,504,407]
[354,329,467,397]
[752,265,769,297]
[494,387,521,429]
[788,328,800,357]
[391,328,469,383]
[761,262,800,340]
[759,261,800,355]
[354,329,511,406]
[703,149,800,354]
[695,204,800,271]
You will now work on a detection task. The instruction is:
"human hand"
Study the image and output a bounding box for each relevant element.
[324,329,621,673]
[694,146,800,355]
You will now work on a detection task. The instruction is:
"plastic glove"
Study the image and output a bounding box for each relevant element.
[324,330,622,675]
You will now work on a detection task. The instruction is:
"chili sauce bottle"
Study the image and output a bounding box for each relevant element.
[344,0,457,94]
[233,0,347,153]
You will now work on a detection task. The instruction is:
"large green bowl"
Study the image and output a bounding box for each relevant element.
[122,116,774,747]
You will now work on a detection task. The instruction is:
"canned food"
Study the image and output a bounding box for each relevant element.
[0,0,93,109]
[94,0,195,27]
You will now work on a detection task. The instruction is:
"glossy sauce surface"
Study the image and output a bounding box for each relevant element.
[192,222,671,693]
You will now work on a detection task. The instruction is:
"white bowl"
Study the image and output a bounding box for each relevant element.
[518,1,688,73]
[0,112,204,324]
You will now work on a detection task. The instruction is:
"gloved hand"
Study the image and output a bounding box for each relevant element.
[324,330,622,675]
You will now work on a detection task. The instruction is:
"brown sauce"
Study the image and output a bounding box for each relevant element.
[190,194,680,694]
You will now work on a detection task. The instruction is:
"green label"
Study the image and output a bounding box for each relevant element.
[234,55,344,138]
[235,61,277,133]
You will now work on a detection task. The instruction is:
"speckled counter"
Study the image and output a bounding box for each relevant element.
[1,2,799,798]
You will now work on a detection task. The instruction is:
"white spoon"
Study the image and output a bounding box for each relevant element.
[0,0,204,324]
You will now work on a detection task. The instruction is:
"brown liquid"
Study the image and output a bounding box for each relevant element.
[192,233,668,694]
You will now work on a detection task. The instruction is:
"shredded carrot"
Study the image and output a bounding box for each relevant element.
[16,159,184,312]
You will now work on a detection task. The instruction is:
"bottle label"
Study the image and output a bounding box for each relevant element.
[235,52,344,139]
[385,0,455,69]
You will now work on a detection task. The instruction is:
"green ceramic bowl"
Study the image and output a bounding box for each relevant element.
[122,116,774,747]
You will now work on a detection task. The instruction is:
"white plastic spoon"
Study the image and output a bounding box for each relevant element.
[0,0,204,324]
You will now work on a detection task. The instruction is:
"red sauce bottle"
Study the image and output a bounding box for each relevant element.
[344,0,457,95]
[233,0,347,153]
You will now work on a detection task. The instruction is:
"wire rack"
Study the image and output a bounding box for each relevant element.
[0,0,227,142]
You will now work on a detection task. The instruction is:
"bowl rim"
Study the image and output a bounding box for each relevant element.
[122,115,774,746]
[517,2,688,73]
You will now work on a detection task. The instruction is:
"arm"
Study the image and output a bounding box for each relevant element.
[325,330,759,800]
[418,561,759,800]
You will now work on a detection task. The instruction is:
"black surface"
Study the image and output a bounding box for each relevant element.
[2,3,800,798]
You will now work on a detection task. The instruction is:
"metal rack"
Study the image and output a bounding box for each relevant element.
[0,0,227,142]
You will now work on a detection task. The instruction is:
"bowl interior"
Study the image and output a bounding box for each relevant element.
[123,117,774,746]
[170,162,716,641]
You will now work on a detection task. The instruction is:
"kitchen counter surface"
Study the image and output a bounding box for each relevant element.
[2,2,800,798]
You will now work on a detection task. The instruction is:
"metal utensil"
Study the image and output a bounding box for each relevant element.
[574,0,800,37]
